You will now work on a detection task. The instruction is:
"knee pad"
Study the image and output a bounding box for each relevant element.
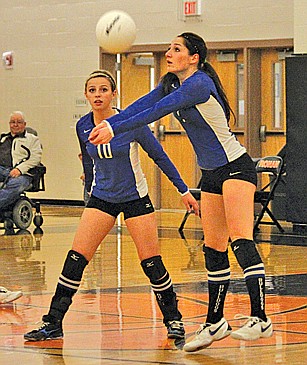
[203,245,229,271]
[230,239,262,270]
[203,246,230,284]
[141,255,166,282]
[58,250,88,292]
[141,256,179,322]
[141,255,172,290]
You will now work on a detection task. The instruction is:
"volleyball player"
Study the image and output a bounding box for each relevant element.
[88,33,273,352]
[24,70,199,342]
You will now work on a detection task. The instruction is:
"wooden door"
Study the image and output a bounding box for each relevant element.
[119,52,200,211]
[120,53,158,205]
[158,54,199,210]
[101,46,287,212]
[260,49,286,156]
[207,50,245,146]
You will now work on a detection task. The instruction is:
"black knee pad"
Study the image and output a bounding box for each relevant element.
[141,256,179,322]
[48,250,88,321]
[141,255,167,283]
[203,245,229,271]
[230,239,262,270]
[62,250,88,280]
[57,250,89,293]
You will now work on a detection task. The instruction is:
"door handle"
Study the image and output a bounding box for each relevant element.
[259,125,267,142]
[158,124,165,141]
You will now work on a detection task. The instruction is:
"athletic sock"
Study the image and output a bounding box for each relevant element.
[48,250,88,322]
[203,245,230,324]
[231,239,267,321]
[141,255,181,323]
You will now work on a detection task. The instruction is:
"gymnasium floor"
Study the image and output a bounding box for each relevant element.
[0,207,306,365]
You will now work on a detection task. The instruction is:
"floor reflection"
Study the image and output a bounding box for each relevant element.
[0,208,306,365]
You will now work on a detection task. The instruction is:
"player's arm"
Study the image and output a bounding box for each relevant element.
[89,85,164,144]
[76,123,93,193]
[136,127,199,216]
[89,75,209,145]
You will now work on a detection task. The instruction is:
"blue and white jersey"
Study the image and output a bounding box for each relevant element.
[76,111,188,203]
[106,70,246,170]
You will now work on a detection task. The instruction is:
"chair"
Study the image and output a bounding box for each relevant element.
[253,155,285,235]
[27,163,46,192]
[179,156,285,237]
[178,178,201,234]
[0,164,46,231]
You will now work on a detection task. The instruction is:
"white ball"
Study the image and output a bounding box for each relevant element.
[96,10,137,54]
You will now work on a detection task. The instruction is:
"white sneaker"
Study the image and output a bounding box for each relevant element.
[231,315,273,340]
[183,318,231,352]
[0,287,23,304]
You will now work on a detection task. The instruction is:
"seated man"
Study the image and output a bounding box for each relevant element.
[0,111,42,210]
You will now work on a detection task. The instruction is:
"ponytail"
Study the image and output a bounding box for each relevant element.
[174,32,236,124]
[161,72,179,95]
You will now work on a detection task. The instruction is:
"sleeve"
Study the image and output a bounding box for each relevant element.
[110,75,210,135]
[76,123,94,193]
[135,126,188,195]
[105,84,165,125]
[17,135,42,174]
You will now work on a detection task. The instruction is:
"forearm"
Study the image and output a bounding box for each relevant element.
[111,82,206,135]
[106,85,164,126]
[138,128,188,194]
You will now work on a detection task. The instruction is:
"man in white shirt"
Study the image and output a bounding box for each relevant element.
[0,111,42,210]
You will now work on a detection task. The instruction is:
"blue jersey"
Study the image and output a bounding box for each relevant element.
[76,111,188,203]
[106,70,246,170]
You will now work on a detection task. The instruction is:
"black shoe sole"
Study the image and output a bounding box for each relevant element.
[24,334,63,342]
[167,333,185,339]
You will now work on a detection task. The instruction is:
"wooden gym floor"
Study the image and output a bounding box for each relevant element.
[0,207,306,365]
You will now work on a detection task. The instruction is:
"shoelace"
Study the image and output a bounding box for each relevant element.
[234,314,262,327]
[34,321,51,330]
[196,323,210,335]
[168,321,183,329]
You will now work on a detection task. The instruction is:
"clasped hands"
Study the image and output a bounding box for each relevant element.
[88,120,113,145]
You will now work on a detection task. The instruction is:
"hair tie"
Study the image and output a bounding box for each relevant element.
[181,34,199,54]
[85,70,116,91]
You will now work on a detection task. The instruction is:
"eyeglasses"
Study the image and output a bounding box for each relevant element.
[9,120,24,125]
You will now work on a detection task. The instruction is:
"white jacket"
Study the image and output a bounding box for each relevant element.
[0,131,42,175]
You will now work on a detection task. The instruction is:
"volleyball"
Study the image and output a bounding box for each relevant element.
[96,10,137,54]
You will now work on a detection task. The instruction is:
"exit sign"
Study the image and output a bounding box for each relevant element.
[183,1,201,16]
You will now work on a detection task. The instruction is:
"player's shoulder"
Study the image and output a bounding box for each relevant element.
[76,112,93,130]
[186,70,211,85]
[182,70,214,95]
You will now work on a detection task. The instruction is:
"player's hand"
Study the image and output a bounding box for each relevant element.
[181,192,200,216]
[89,120,113,145]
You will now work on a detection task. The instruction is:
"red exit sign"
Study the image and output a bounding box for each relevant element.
[183,1,201,16]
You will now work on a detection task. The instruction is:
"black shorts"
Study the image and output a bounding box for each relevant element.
[86,194,155,220]
[201,153,257,194]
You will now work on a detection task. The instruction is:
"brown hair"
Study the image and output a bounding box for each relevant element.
[84,70,116,92]
[161,32,235,123]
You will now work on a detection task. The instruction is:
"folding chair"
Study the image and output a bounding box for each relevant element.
[253,155,285,234]
[178,178,201,234]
